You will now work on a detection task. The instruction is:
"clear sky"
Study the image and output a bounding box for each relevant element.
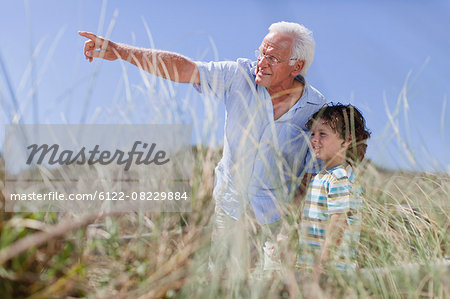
[1,0,450,172]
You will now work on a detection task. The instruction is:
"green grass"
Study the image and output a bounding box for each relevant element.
[0,151,449,298]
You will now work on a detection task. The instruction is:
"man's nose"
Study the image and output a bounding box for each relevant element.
[257,55,270,67]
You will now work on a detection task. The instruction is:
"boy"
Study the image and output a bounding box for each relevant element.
[298,103,371,277]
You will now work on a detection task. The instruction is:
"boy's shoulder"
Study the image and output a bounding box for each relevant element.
[326,163,354,182]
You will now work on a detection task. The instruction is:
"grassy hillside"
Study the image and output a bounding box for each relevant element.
[0,149,448,298]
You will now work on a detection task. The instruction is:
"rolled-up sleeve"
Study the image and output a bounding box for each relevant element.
[193,61,239,100]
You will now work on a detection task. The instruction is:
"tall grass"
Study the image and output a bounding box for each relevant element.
[0,20,449,299]
[1,149,448,298]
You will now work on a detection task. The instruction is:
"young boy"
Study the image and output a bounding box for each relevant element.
[298,103,371,277]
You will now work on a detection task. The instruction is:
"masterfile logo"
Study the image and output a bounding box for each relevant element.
[26,141,170,171]
[4,124,193,212]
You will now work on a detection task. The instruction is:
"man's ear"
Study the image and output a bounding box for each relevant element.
[291,60,305,77]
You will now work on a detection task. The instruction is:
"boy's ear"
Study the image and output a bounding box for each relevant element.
[342,135,352,148]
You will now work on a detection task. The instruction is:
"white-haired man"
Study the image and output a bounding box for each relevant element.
[80,21,326,271]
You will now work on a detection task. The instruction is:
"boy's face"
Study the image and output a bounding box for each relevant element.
[310,119,350,168]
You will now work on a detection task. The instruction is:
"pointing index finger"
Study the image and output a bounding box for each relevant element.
[78,31,98,41]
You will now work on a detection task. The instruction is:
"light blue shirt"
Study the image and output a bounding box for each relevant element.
[195,58,326,224]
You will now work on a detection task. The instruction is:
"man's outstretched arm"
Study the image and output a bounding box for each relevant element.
[78,31,200,84]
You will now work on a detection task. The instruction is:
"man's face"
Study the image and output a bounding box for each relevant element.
[255,32,299,92]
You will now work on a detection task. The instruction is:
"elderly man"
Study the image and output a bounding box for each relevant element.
[80,21,325,270]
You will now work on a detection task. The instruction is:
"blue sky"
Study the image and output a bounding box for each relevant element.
[1,0,450,172]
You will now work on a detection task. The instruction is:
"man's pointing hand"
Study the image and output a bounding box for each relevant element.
[78,31,120,62]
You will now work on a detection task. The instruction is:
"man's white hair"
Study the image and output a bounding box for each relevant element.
[268,21,315,77]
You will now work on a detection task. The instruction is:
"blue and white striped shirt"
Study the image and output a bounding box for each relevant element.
[299,163,363,270]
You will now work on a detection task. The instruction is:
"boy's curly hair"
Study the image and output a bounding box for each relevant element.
[306,103,371,164]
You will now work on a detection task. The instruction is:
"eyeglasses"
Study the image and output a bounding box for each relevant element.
[254,50,297,65]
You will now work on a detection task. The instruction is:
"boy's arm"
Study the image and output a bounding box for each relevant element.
[293,172,314,207]
[299,172,314,196]
[313,212,347,278]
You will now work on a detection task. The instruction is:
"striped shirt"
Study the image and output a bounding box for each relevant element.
[299,163,362,270]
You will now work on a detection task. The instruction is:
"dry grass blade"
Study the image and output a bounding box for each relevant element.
[136,226,209,299]
[0,212,109,265]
